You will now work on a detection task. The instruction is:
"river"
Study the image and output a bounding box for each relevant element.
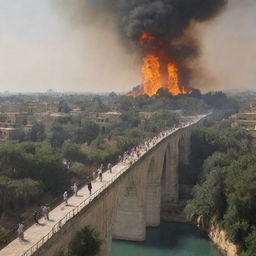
[110,222,220,256]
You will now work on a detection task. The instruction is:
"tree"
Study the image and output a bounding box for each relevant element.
[242,227,256,256]
[30,122,46,142]
[156,88,172,98]
[69,226,102,256]
[50,124,70,148]
[119,96,135,112]
[62,140,87,163]
[203,91,228,109]
[9,128,25,142]
[73,121,99,144]
[120,111,140,128]
[58,100,71,113]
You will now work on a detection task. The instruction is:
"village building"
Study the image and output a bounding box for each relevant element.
[92,112,121,133]
[230,112,256,140]
[0,127,19,143]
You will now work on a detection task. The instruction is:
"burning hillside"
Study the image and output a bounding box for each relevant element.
[129,32,191,97]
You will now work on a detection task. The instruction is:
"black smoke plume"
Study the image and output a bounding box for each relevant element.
[57,0,227,89]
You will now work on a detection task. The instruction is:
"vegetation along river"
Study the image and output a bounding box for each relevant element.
[110,222,220,256]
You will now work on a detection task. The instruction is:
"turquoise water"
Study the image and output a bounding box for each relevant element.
[110,222,220,256]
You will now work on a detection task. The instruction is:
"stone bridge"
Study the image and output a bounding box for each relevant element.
[0,115,208,256]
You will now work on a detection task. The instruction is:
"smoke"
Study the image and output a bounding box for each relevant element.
[55,0,227,90]
[192,0,256,92]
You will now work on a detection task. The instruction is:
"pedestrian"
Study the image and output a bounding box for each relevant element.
[17,223,24,240]
[92,171,96,180]
[33,211,39,225]
[63,191,68,206]
[45,204,50,220]
[73,183,78,196]
[99,170,103,182]
[100,163,104,171]
[88,182,92,195]
[42,205,49,220]
[107,163,112,173]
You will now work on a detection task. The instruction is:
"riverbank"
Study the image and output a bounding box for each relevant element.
[208,222,239,256]
[161,197,239,256]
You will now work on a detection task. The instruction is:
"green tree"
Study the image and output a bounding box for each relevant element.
[58,100,71,113]
[50,124,70,148]
[30,122,46,142]
[69,226,102,256]
[242,227,256,256]
[62,140,87,163]
[73,121,99,144]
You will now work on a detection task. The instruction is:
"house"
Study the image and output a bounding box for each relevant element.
[230,112,256,140]
[92,112,121,133]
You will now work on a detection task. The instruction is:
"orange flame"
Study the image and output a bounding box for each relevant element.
[139,32,155,45]
[142,53,161,96]
[167,63,188,96]
[129,33,191,97]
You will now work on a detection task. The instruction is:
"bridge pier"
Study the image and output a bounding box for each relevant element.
[145,157,163,227]
[112,180,146,241]
[179,129,191,165]
[161,137,179,203]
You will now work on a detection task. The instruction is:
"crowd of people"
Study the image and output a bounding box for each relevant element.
[16,120,195,241]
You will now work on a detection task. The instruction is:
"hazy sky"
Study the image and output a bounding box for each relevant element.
[0,0,255,93]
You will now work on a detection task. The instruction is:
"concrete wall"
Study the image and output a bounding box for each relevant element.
[34,118,205,256]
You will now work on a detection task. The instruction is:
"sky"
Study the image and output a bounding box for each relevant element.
[0,0,255,93]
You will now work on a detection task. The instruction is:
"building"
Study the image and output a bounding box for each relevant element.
[230,112,256,140]
[0,112,28,127]
[0,101,58,114]
[0,127,19,143]
[92,112,121,133]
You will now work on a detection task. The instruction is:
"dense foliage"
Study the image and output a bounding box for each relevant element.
[0,142,68,214]
[58,226,102,256]
[185,122,256,254]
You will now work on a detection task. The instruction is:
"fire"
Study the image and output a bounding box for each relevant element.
[142,53,161,96]
[167,63,187,96]
[139,32,155,45]
[129,32,191,97]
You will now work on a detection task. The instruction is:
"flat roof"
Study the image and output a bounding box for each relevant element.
[0,127,17,131]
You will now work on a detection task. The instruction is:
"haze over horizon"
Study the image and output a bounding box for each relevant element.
[0,0,255,93]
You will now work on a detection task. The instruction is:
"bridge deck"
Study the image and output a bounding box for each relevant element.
[0,116,203,256]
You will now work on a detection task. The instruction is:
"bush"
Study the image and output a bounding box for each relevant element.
[69,162,88,178]
[70,226,102,256]
[58,226,102,256]
[62,140,87,163]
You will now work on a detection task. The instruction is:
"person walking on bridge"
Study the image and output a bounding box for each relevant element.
[42,205,49,221]
[108,163,112,173]
[88,182,92,195]
[17,222,24,241]
[92,170,96,180]
[63,191,68,206]
[99,169,103,182]
[33,211,39,225]
[73,182,78,196]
